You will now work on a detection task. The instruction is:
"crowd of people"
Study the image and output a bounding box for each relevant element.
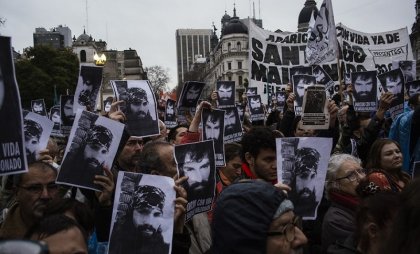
[0,76,419,254]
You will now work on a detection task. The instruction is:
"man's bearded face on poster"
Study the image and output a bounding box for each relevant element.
[33,102,44,114]
[354,75,374,101]
[83,125,112,171]
[385,75,402,95]
[218,84,233,103]
[128,88,149,119]
[131,186,165,238]
[294,148,320,203]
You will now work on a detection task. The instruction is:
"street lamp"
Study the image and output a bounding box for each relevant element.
[94,53,106,66]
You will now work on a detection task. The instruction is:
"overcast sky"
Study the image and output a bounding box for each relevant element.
[0,0,416,88]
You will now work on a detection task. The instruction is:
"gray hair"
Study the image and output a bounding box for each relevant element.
[325,154,361,199]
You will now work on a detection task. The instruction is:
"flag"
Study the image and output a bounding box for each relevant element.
[305,0,338,65]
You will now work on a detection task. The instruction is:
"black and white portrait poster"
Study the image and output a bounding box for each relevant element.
[0,36,27,175]
[236,103,245,122]
[111,80,159,138]
[109,172,175,254]
[292,74,316,115]
[31,99,47,117]
[351,71,378,112]
[301,85,330,130]
[223,107,243,144]
[276,137,332,220]
[23,111,54,164]
[60,95,76,136]
[174,140,216,221]
[177,81,205,109]
[312,65,335,97]
[57,109,124,191]
[392,60,416,83]
[49,105,62,137]
[216,81,235,108]
[406,80,420,98]
[164,99,177,129]
[73,65,103,112]
[378,68,405,119]
[201,108,225,166]
[247,95,265,121]
[275,91,287,112]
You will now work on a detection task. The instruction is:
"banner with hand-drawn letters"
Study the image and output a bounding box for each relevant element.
[249,21,413,102]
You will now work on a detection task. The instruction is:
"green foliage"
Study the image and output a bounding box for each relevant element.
[15,45,79,109]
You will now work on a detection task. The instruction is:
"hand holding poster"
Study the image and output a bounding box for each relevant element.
[276,137,332,220]
[174,140,216,221]
[109,172,175,254]
[0,36,27,175]
[57,109,124,191]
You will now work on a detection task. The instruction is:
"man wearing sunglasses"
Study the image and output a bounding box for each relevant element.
[0,162,63,239]
[322,154,366,253]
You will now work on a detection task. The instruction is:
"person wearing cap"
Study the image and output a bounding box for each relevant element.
[126,87,158,137]
[289,147,321,218]
[24,119,43,164]
[211,180,307,253]
[109,185,170,254]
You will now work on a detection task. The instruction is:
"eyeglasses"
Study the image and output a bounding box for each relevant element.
[267,216,302,242]
[335,168,366,182]
[19,183,60,195]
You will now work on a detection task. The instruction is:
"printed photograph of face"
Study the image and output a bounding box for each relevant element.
[246,87,257,96]
[109,175,173,254]
[407,81,420,97]
[24,119,43,162]
[248,95,263,114]
[217,82,235,106]
[204,113,222,140]
[293,75,316,106]
[224,108,238,135]
[399,60,415,82]
[77,66,102,109]
[384,72,403,95]
[175,141,215,202]
[313,66,329,85]
[32,100,46,116]
[351,71,377,103]
[182,82,204,108]
[61,96,75,126]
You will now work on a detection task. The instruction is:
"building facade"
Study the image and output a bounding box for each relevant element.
[176,29,212,85]
[33,25,72,49]
[410,0,420,79]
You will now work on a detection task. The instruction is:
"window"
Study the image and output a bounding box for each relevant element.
[238,61,242,70]
[80,50,86,62]
[228,43,231,52]
[239,76,243,86]
[228,76,232,81]
[228,62,232,70]
[237,42,241,51]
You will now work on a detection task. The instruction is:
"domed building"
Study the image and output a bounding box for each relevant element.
[298,0,319,32]
[72,29,107,63]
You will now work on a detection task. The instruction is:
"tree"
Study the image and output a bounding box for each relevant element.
[15,45,79,109]
[144,65,170,94]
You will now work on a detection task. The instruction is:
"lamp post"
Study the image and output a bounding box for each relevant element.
[94,52,107,113]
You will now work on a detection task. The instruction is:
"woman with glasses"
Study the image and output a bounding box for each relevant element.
[322,154,366,253]
[359,139,410,195]
[211,180,307,254]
